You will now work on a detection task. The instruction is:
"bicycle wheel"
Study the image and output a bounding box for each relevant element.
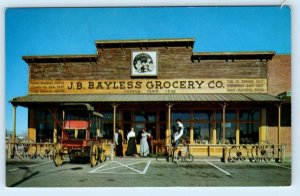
[185,153,194,162]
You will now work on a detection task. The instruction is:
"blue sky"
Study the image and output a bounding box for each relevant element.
[5,6,291,135]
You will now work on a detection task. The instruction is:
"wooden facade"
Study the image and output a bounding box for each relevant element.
[11,38,291,157]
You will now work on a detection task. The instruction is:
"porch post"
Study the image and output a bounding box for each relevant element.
[112,103,119,143]
[222,103,227,144]
[53,120,57,143]
[236,110,240,145]
[190,110,194,144]
[12,105,17,144]
[260,108,267,144]
[212,109,217,144]
[277,103,282,159]
[166,103,173,145]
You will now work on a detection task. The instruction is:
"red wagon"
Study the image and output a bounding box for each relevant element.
[49,104,106,167]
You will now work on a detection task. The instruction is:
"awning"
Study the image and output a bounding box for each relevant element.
[276,91,291,103]
[10,93,281,107]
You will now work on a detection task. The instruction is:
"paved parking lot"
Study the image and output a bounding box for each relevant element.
[6,157,291,187]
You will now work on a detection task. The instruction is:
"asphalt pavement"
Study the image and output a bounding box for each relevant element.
[6,156,291,187]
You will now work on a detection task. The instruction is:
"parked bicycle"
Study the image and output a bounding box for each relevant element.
[177,139,194,163]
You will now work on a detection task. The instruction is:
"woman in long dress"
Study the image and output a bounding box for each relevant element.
[140,128,151,157]
[126,127,137,156]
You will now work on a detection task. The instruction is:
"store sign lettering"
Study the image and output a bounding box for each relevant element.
[29,79,267,94]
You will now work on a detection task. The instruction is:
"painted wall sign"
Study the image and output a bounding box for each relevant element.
[131,51,157,76]
[29,79,267,94]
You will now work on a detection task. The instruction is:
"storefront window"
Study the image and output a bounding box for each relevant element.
[239,109,260,144]
[193,123,213,144]
[193,110,213,121]
[193,110,213,144]
[239,109,260,121]
[239,123,259,144]
[171,110,190,121]
[225,122,236,144]
[216,123,222,144]
[35,110,54,142]
[102,112,114,139]
[135,112,155,122]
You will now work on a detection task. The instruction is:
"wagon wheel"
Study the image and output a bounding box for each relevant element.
[68,150,76,162]
[53,143,63,167]
[98,146,106,163]
[261,145,275,162]
[229,145,248,162]
[90,143,99,167]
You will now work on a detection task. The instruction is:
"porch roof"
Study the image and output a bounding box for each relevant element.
[10,93,280,107]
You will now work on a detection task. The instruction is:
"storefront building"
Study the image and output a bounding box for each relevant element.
[10,38,291,156]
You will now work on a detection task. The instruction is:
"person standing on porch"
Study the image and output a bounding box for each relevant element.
[126,127,137,156]
[140,128,151,157]
[114,127,123,157]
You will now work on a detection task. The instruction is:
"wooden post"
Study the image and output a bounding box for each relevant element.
[166,103,173,145]
[277,103,282,160]
[212,109,217,144]
[53,120,57,143]
[236,110,240,145]
[260,108,267,144]
[112,103,119,143]
[222,103,227,144]
[190,128,194,144]
[12,105,17,144]
[28,109,36,142]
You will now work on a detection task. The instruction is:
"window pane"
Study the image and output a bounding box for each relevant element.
[123,110,131,122]
[193,123,213,144]
[240,109,260,122]
[216,122,236,144]
[216,111,222,121]
[226,110,236,121]
[193,110,213,121]
[103,112,113,121]
[217,110,236,121]
[103,123,113,139]
[171,111,190,121]
[135,112,155,122]
[216,123,222,144]
[160,111,166,122]
[240,123,259,144]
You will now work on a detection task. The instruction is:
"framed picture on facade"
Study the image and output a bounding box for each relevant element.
[131,51,157,76]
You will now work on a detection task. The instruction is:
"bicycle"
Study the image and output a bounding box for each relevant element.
[154,140,175,162]
[177,141,194,163]
[155,140,170,162]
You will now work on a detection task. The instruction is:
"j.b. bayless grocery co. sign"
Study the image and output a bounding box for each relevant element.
[29,78,267,94]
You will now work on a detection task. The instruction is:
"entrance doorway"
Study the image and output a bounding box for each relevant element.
[134,112,156,144]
